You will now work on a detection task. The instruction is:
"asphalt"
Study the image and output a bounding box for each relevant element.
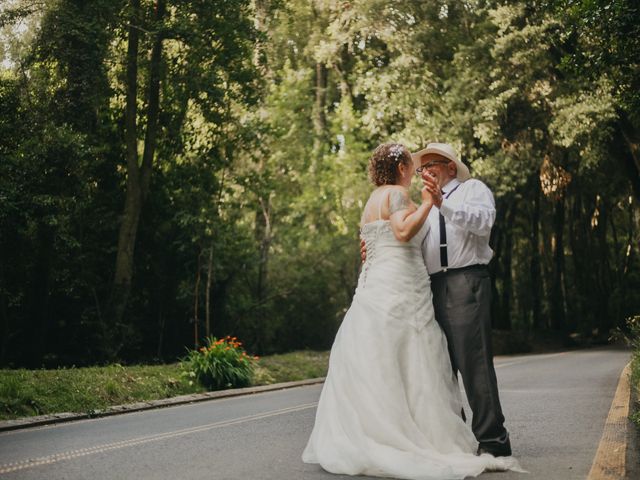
[0,347,631,480]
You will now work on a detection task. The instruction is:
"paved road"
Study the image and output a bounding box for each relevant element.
[0,347,630,480]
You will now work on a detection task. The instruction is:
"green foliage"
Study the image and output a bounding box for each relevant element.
[0,0,639,368]
[180,336,257,390]
[621,315,640,352]
[556,0,640,121]
[617,315,640,426]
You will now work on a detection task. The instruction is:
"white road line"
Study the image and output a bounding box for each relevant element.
[0,402,317,475]
[495,352,568,368]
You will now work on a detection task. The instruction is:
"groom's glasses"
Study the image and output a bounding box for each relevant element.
[415,160,450,175]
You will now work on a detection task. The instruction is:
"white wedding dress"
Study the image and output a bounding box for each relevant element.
[302,197,523,479]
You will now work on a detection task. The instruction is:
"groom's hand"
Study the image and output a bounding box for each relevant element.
[360,238,367,263]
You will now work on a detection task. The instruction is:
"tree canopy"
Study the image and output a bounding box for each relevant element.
[1,0,638,367]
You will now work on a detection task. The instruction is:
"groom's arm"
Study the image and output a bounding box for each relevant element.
[439,180,496,236]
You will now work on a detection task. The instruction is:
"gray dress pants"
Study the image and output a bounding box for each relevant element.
[430,265,511,454]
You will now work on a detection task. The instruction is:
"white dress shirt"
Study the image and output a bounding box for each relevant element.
[422,178,496,274]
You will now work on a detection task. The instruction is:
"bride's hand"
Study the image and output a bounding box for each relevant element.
[420,185,434,207]
[421,173,442,208]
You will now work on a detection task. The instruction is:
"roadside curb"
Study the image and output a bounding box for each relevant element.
[0,377,326,433]
[587,362,632,479]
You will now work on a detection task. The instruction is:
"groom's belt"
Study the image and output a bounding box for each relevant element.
[429,264,488,280]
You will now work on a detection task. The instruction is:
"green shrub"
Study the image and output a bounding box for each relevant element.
[181,336,258,391]
[623,315,640,350]
[619,315,640,427]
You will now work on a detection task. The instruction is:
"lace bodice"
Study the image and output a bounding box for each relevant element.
[360,219,428,249]
[359,219,429,288]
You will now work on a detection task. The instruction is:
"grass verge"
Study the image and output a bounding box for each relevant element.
[630,348,640,428]
[623,314,640,428]
[0,351,329,421]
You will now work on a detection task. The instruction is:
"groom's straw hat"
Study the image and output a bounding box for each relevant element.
[411,143,471,182]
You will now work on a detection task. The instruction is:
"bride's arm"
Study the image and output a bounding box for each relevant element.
[388,187,434,242]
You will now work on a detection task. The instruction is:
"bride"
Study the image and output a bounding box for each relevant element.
[302,143,523,479]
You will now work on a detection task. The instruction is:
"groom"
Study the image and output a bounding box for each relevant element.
[412,142,512,457]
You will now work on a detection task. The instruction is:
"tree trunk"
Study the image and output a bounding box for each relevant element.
[253,196,272,353]
[550,198,566,331]
[156,304,164,358]
[109,0,165,341]
[568,191,589,332]
[334,44,355,105]
[312,62,328,159]
[194,249,201,348]
[31,223,54,366]
[110,185,143,328]
[530,181,542,330]
[205,240,214,338]
[562,195,577,334]
[498,201,517,330]
[140,0,166,199]
[252,0,271,78]
[619,194,636,322]
[595,199,613,335]
[489,199,506,329]
[256,197,272,303]
[0,286,7,365]
[108,0,141,335]
[617,112,640,204]
[539,199,554,330]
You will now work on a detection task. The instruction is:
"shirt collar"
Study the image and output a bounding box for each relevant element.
[441,178,461,196]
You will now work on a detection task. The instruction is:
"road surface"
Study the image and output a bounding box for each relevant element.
[0,347,630,479]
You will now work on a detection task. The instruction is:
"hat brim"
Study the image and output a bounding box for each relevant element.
[411,147,471,181]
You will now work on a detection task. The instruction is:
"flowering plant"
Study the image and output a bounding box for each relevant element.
[181,336,258,390]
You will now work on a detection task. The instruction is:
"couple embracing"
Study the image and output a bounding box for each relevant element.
[302,143,525,479]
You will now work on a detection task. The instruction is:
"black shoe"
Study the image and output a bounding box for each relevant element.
[477,442,512,457]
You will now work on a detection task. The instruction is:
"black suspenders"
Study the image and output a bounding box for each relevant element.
[439,183,461,271]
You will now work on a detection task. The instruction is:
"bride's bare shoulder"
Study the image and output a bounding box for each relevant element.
[385,185,408,193]
[387,185,409,196]
[365,185,403,202]
[374,185,407,199]
[388,187,412,214]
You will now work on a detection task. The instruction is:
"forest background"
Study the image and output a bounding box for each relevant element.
[0,0,639,368]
